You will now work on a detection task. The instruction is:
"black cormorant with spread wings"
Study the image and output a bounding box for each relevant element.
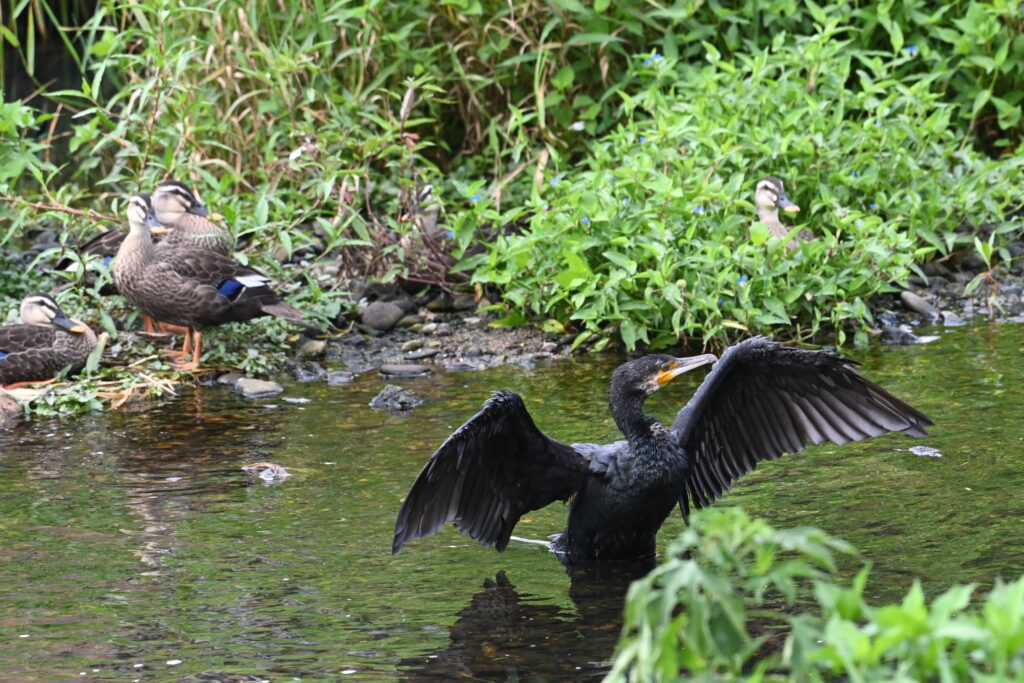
[392,337,932,564]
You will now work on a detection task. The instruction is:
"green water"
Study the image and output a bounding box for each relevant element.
[1,324,1022,681]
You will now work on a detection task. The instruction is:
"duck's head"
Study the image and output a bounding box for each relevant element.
[754,177,800,215]
[19,293,87,333]
[125,193,164,234]
[152,180,210,224]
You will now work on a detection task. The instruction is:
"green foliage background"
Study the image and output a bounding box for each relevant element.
[1,0,1022,351]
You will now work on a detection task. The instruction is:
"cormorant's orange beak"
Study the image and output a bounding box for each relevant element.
[656,354,717,386]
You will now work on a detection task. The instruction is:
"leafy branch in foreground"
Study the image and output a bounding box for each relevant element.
[607,507,1024,682]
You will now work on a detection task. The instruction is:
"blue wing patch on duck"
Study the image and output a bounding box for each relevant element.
[0,351,7,360]
[102,255,113,266]
[217,279,244,298]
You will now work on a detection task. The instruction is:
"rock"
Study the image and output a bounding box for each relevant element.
[960,252,986,271]
[327,370,356,386]
[217,372,244,387]
[401,339,424,352]
[421,322,438,334]
[292,361,326,382]
[387,296,417,313]
[396,314,424,329]
[882,325,939,346]
[369,384,424,411]
[242,462,291,483]
[941,310,967,327]
[433,323,451,337]
[464,346,483,357]
[379,364,432,378]
[900,291,940,322]
[462,316,482,326]
[541,341,559,353]
[406,348,440,360]
[0,389,21,429]
[452,294,476,311]
[298,338,327,356]
[235,378,285,399]
[360,301,405,332]
[427,294,454,312]
[476,297,493,312]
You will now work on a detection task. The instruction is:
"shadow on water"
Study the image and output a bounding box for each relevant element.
[0,324,1022,680]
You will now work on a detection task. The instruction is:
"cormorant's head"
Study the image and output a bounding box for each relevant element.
[754,177,800,214]
[611,353,718,399]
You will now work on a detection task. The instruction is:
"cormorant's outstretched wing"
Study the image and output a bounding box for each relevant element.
[671,337,932,518]
[393,390,591,554]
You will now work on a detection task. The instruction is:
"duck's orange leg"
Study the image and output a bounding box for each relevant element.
[2,377,59,390]
[160,328,193,361]
[172,330,203,371]
[155,321,192,336]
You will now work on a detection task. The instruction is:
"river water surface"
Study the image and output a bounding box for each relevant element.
[1,324,1022,681]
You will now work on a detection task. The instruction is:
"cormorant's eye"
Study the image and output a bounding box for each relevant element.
[659,361,672,372]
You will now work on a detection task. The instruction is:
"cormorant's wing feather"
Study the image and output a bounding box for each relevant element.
[393,390,591,554]
[671,337,932,516]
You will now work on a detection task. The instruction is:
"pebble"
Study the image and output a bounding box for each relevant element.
[292,362,326,382]
[464,346,483,357]
[0,389,21,429]
[541,341,559,353]
[326,370,356,386]
[401,339,424,352]
[941,310,967,327]
[433,323,451,337]
[369,384,424,411]
[234,378,285,399]
[421,322,438,334]
[463,316,481,325]
[242,462,291,482]
[452,294,476,311]
[900,291,940,322]
[217,372,243,387]
[397,314,424,329]
[298,338,327,356]
[360,301,405,332]
[379,364,432,378]
[406,348,440,360]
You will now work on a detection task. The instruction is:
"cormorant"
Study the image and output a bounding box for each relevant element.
[392,337,932,564]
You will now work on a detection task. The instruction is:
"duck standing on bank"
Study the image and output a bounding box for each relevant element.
[113,193,302,371]
[0,293,98,388]
[393,338,931,564]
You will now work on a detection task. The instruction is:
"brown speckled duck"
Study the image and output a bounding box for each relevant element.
[151,180,233,255]
[113,193,303,370]
[58,183,232,278]
[0,293,97,388]
[754,177,810,250]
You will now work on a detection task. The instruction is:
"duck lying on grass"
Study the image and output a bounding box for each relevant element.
[0,293,97,389]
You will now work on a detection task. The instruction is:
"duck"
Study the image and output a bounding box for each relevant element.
[150,180,233,255]
[754,177,810,250]
[57,183,231,292]
[113,193,303,370]
[0,293,98,388]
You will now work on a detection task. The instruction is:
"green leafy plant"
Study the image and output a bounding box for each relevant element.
[607,507,1024,682]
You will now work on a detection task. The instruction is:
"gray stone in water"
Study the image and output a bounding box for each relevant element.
[941,310,967,327]
[235,378,285,399]
[326,370,356,386]
[900,290,940,322]
[0,389,21,429]
[405,348,440,360]
[217,372,244,387]
[369,384,424,411]
[360,301,405,332]
[293,361,326,382]
[379,363,431,378]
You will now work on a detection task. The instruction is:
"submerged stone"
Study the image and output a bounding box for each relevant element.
[369,384,424,411]
[0,389,21,429]
[235,378,284,399]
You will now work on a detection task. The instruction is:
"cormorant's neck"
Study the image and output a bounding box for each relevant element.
[609,388,657,443]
